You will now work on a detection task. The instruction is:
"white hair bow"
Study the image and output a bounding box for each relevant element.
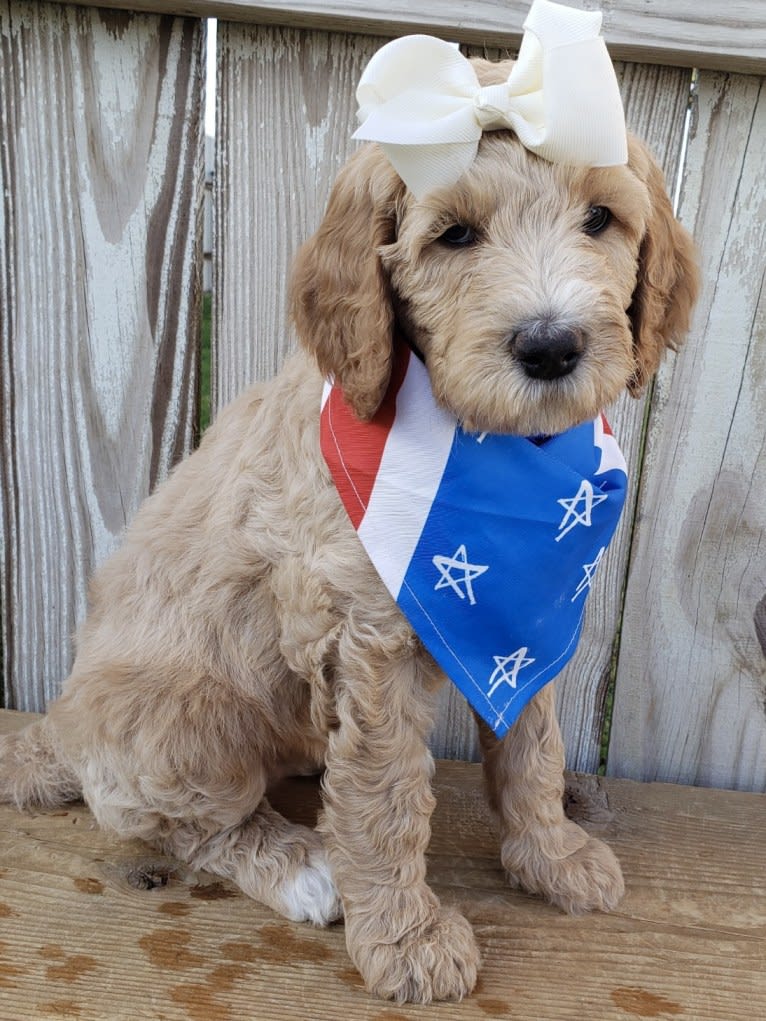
[353,0,628,198]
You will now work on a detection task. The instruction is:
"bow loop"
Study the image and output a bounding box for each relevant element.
[353,0,627,198]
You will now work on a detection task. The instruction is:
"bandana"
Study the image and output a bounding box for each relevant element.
[320,348,628,736]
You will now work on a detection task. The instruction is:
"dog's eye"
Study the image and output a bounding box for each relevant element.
[583,205,612,236]
[439,224,477,246]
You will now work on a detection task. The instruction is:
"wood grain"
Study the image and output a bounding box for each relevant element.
[608,71,766,792]
[0,3,203,710]
[0,709,763,1020]
[41,0,766,76]
[213,24,386,407]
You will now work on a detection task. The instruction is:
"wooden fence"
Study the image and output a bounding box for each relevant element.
[1,1,764,792]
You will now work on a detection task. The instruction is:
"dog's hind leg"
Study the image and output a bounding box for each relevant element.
[57,678,341,927]
[0,717,81,810]
[80,751,341,925]
[158,800,342,926]
[474,684,624,914]
[1,715,340,928]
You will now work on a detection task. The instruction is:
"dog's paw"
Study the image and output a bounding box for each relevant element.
[276,848,343,926]
[352,907,480,1004]
[502,826,625,915]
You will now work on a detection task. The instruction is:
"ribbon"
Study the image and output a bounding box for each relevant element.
[321,346,629,736]
[353,0,627,198]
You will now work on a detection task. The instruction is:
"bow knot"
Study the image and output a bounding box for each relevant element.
[473,84,517,130]
[353,0,628,198]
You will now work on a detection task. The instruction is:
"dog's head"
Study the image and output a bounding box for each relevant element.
[290,58,698,436]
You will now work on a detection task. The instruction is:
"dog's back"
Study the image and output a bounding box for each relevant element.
[0,365,327,815]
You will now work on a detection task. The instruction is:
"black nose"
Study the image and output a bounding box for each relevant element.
[510,324,585,380]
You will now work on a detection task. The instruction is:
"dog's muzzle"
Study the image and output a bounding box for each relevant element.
[509,322,585,381]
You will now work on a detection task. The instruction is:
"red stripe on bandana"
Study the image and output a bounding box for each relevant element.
[320,346,411,529]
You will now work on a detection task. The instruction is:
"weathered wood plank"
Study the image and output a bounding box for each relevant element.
[0,709,764,1019]
[608,71,766,792]
[42,0,766,76]
[213,25,385,407]
[0,3,204,711]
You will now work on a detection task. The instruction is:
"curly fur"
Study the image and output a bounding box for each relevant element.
[0,57,698,1004]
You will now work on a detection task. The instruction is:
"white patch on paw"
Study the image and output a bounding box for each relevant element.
[277,850,342,926]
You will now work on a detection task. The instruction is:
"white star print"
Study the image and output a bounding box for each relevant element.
[487,648,536,698]
[572,547,606,601]
[555,479,608,542]
[432,544,489,605]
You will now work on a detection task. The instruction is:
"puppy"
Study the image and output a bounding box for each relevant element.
[0,55,697,1004]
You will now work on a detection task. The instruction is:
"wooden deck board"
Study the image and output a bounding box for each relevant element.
[0,709,764,1019]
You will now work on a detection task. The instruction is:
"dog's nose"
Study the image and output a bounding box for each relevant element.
[510,324,585,380]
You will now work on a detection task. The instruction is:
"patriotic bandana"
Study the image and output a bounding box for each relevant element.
[320,348,628,737]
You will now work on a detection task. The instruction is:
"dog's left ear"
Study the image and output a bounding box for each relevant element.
[289,144,405,420]
[626,138,700,394]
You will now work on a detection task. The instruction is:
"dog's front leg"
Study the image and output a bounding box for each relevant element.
[475,684,624,914]
[319,650,479,1004]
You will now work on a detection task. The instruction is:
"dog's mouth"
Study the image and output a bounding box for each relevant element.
[392,295,630,438]
[431,353,617,440]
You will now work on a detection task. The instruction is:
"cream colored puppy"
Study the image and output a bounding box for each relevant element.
[0,55,697,1004]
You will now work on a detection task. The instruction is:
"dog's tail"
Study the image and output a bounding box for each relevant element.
[0,716,81,810]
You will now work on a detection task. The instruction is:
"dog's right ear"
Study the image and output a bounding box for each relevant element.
[289,145,405,421]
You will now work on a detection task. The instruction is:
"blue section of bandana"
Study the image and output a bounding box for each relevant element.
[396,422,627,737]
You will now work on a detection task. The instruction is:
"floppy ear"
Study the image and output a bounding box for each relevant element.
[626,138,700,394]
[289,144,405,420]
